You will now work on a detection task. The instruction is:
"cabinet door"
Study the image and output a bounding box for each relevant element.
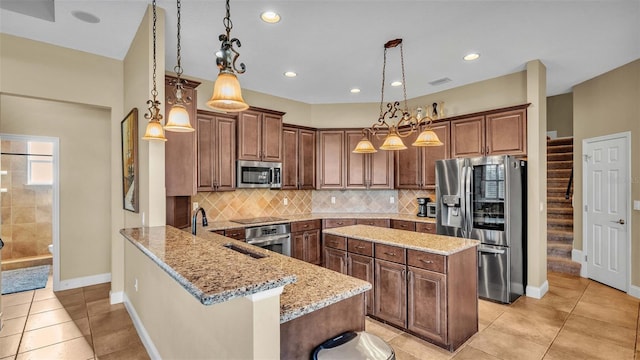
[368,132,394,189]
[197,112,215,191]
[324,247,347,274]
[282,127,299,189]
[298,129,316,189]
[237,110,262,161]
[415,222,436,234]
[422,122,450,188]
[292,232,305,261]
[395,130,422,189]
[262,113,283,161]
[374,259,406,328]
[485,109,527,156]
[450,116,484,158]
[348,253,374,315]
[317,131,345,189]
[346,130,367,188]
[306,229,322,265]
[407,266,447,344]
[215,115,237,191]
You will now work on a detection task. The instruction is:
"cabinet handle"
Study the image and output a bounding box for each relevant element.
[420,259,434,264]
[303,224,309,228]
[408,270,413,283]
[384,252,396,257]
[337,222,343,225]
[355,245,366,249]
[400,224,407,228]
[402,269,406,281]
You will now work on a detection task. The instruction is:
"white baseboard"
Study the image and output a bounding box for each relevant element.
[628,285,640,299]
[56,272,111,291]
[571,249,588,278]
[526,280,549,299]
[124,293,161,360]
[110,291,124,304]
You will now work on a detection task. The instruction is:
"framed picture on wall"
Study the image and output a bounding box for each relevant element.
[121,108,139,213]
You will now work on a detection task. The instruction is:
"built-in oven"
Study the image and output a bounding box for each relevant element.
[245,223,291,256]
[237,160,282,189]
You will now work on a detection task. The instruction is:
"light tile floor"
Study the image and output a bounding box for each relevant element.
[1,271,639,359]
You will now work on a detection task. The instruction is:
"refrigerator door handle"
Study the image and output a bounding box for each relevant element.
[478,246,506,255]
[464,164,473,236]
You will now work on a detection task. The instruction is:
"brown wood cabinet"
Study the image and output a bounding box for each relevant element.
[224,228,245,241]
[346,131,394,189]
[322,218,356,229]
[292,220,322,265]
[355,218,390,228]
[407,266,447,344]
[196,110,236,192]
[348,253,374,315]
[324,247,347,274]
[391,219,416,231]
[237,107,284,162]
[282,125,316,190]
[451,108,526,158]
[416,222,436,234]
[317,130,346,189]
[395,122,450,189]
[374,259,407,328]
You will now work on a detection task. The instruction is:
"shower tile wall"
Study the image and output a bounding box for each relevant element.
[1,140,53,264]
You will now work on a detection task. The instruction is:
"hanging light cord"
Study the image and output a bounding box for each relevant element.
[379,46,387,119]
[145,0,162,122]
[223,0,233,39]
[174,0,183,77]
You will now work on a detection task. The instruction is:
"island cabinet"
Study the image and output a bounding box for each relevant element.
[395,122,450,189]
[347,239,375,314]
[282,125,316,190]
[237,107,284,162]
[291,219,322,265]
[323,234,347,273]
[450,107,527,158]
[196,110,236,192]
[374,243,407,328]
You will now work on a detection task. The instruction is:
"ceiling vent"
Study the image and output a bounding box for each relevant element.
[428,77,452,86]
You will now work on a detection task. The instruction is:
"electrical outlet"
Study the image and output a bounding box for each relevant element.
[193,202,199,211]
[331,196,336,204]
[134,278,138,292]
[634,200,640,211]
[390,196,395,204]
[142,212,145,226]
[283,198,288,206]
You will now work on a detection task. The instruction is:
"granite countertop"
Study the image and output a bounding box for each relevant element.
[323,224,480,255]
[121,226,371,324]
[205,213,436,231]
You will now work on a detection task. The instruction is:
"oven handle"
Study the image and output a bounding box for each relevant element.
[247,234,291,247]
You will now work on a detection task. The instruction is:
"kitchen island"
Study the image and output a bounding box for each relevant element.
[323,224,480,351]
[120,226,370,359]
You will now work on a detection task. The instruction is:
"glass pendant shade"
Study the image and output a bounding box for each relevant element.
[352,137,377,153]
[207,73,249,112]
[165,103,194,132]
[142,120,167,141]
[379,130,407,150]
[412,128,443,146]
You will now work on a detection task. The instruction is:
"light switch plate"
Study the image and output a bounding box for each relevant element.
[331,196,336,204]
[634,200,640,211]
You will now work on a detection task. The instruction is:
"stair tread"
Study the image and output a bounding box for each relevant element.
[547,137,574,146]
[548,218,574,224]
[548,241,573,247]
[548,229,574,235]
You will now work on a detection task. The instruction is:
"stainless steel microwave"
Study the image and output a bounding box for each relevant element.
[237,160,282,189]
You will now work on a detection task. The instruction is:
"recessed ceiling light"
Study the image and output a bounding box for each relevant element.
[261,11,281,23]
[284,71,297,78]
[391,81,402,87]
[71,10,100,24]
[350,88,361,93]
[463,53,480,61]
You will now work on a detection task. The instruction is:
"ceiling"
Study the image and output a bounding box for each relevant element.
[1,1,639,104]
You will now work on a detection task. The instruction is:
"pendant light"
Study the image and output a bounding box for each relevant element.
[164,0,195,132]
[353,39,444,153]
[142,0,167,141]
[206,0,249,112]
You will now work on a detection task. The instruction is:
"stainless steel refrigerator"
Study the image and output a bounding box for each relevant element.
[435,155,526,303]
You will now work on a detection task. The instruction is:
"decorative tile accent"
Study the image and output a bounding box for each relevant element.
[312,190,398,213]
[397,189,436,215]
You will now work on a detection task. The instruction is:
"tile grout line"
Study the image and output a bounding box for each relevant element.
[13,290,35,358]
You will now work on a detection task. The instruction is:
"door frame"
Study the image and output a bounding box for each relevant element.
[582,131,631,292]
[0,133,60,290]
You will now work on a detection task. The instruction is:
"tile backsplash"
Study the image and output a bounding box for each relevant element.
[193,188,436,221]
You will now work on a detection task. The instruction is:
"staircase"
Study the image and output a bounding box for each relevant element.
[547,137,581,276]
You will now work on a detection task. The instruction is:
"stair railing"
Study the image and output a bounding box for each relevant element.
[565,168,573,200]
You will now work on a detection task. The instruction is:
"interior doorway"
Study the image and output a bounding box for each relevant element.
[582,131,631,292]
[0,134,59,288]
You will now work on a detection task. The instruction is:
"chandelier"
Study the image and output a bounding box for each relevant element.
[142,0,167,141]
[352,39,444,153]
[207,0,249,112]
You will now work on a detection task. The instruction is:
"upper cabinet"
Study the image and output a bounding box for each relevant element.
[197,110,236,192]
[395,122,450,190]
[451,108,527,158]
[164,75,200,196]
[237,107,284,162]
[317,130,345,189]
[282,125,316,190]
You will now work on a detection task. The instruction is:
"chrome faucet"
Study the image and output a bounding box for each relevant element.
[192,207,208,235]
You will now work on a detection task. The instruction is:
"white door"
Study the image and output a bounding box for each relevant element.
[583,132,630,291]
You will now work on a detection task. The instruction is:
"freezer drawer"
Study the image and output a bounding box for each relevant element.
[478,245,510,303]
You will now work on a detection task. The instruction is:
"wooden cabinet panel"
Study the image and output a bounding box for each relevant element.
[166,196,191,229]
[395,130,422,189]
[415,222,436,234]
[323,218,356,229]
[375,243,406,264]
[306,229,322,265]
[216,116,237,191]
[292,232,305,261]
[197,113,214,190]
[347,238,374,257]
[391,219,416,231]
[282,127,299,189]
[423,122,450,188]
[237,108,283,162]
[368,132,394,189]
[299,129,316,189]
[485,109,527,156]
[324,247,347,274]
[197,111,236,192]
[374,259,406,328]
[407,250,446,273]
[451,116,485,158]
[356,218,390,228]
[408,266,447,344]
[324,234,347,250]
[262,113,283,161]
[291,219,321,233]
[317,131,345,189]
[346,131,367,188]
[348,253,374,315]
[224,228,245,241]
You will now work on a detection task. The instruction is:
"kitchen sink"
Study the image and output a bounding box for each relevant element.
[223,243,267,259]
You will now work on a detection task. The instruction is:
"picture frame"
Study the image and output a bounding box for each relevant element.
[121,108,139,212]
